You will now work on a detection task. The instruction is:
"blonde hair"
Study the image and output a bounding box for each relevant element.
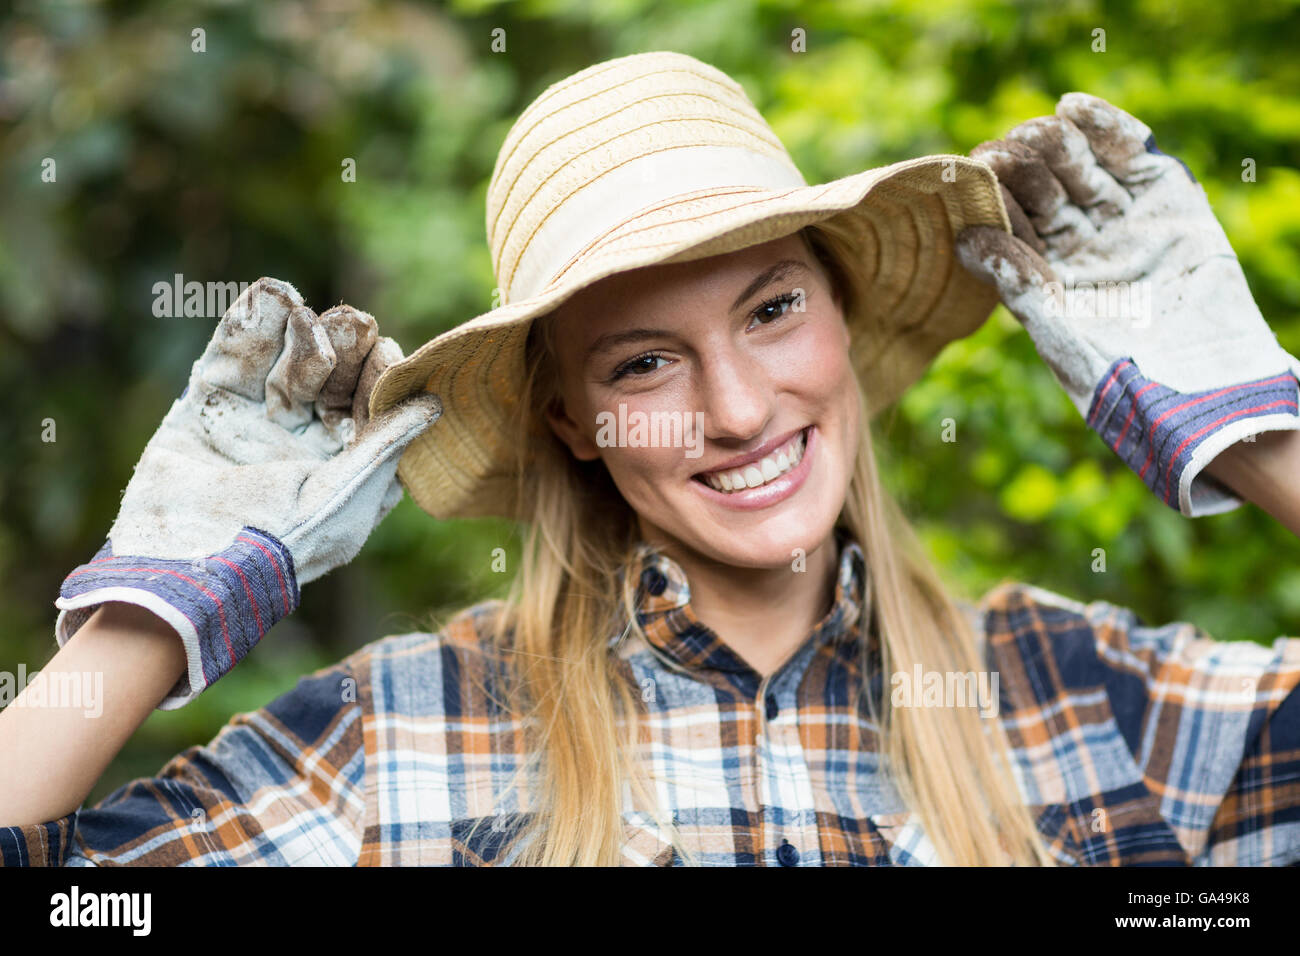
[458,225,1056,866]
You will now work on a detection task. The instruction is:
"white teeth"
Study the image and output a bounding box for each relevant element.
[700,430,807,493]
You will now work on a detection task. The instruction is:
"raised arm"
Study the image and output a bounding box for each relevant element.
[0,277,438,853]
[0,602,185,827]
[954,93,1300,521]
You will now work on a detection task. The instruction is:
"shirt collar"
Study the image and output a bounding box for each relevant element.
[615,530,872,673]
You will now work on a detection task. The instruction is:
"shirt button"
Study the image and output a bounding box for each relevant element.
[777,840,800,867]
[640,567,667,596]
[765,695,779,721]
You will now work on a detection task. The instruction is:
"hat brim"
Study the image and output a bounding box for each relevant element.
[370,154,1010,520]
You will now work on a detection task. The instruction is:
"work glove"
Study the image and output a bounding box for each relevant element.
[955,93,1300,517]
[54,278,441,709]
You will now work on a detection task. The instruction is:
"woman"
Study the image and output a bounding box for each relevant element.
[3,51,1299,867]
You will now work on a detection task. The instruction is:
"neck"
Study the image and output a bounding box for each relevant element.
[646,529,840,678]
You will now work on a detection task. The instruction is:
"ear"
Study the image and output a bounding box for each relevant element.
[544,396,602,462]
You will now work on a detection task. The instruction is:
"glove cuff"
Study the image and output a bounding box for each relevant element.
[53,527,299,710]
[1087,356,1300,517]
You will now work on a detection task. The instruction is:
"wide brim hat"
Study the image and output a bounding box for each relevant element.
[370,50,1011,521]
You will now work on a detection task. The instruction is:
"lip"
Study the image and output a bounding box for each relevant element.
[690,425,815,511]
[692,425,808,478]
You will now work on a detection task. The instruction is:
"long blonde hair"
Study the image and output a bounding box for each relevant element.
[459,225,1056,866]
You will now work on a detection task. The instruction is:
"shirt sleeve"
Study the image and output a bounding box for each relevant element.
[1201,661,1300,865]
[0,655,365,866]
[1067,588,1300,865]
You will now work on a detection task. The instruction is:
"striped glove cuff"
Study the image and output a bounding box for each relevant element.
[1087,356,1300,516]
[53,527,299,709]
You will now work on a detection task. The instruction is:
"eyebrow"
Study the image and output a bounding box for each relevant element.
[584,258,812,361]
[728,258,808,312]
[586,327,671,359]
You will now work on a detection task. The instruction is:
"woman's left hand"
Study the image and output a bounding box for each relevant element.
[954,92,1300,518]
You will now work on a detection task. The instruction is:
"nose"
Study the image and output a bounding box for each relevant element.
[695,340,775,444]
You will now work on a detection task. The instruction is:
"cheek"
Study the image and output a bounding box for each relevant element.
[768,318,857,402]
[604,448,683,495]
[591,394,697,488]
[780,321,859,468]
[599,443,693,525]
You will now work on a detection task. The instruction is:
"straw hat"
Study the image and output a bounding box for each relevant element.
[369,50,1011,521]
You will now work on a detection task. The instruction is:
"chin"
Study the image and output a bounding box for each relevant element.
[712,532,833,570]
[679,498,844,570]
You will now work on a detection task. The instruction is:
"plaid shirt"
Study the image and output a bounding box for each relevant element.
[5,533,1299,866]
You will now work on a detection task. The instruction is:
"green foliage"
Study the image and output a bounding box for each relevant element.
[1,0,1297,803]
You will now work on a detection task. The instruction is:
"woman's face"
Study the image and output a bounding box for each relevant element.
[544,232,861,571]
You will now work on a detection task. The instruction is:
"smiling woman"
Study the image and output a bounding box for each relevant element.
[489,221,1057,865]
[6,49,1300,870]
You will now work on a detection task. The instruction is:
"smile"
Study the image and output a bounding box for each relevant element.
[688,425,815,512]
[696,429,807,493]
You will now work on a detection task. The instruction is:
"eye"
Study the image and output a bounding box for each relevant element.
[610,351,669,381]
[748,291,800,328]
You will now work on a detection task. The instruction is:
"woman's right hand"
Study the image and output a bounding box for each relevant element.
[954,94,1300,518]
[53,277,441,709]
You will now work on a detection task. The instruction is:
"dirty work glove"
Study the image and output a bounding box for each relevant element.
[54,278,442,709]
[955,93,1300,517]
